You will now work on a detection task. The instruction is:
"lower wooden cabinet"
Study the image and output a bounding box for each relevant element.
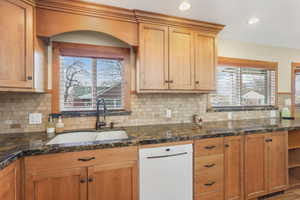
[25,147,138,200]
[224,136,244,200]
[88,162,137,200]
[0,160,21,200]
[244,132,288,199]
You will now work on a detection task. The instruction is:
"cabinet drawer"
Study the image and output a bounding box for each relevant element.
[195,173,223,194]
[194,138,224,157]
[25,146,138,173]
[195,191,224,200]
[194,154,223,173]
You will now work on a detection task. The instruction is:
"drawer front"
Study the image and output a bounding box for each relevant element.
[194,138,224,157]
[25,146,138,173]
[194,154,223,173]
[195,191,224,200]
[194,155,224,194]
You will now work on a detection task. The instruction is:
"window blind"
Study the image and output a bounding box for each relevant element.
[59,56,124,111]
[211,65,276,107]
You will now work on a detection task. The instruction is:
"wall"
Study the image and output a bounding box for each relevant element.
[0,32,296,134]
[218,39,300,93]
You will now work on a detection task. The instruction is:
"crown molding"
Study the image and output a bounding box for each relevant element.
[134,9,225,34]
[35,0,137,23]
[35,0,224,34]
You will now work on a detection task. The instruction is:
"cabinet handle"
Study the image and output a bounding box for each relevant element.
[169,80,174,83]
[265,139,273,143]
[88,177,94,182]
[204,181,216,187]
[204,163,216,168]
[165,80,174,83]
[195,81,199,84]
[204,145,216,150]
[78,157,95,162]
[80,179,86,183]
[27,76,32,80]
[225,144,230,148]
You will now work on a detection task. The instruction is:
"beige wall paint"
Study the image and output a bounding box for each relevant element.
[218,39,300,93]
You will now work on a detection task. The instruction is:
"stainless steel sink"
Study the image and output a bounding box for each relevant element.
[47,130,128,145]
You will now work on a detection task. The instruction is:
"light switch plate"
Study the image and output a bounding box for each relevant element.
[29,113,42,125]
[270,110,277,118]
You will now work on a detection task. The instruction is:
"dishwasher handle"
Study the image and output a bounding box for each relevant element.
[146,152,188,159]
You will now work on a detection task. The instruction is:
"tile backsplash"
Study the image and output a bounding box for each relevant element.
[0,93,279,134]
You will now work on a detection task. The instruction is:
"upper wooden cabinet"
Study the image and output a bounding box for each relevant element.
[138,23,169,91]
[194,32,216,91]
[137,23,220,93]
[169,27,194,90]
[0,0,34,90]
[0,160,21,200]
[244,132,288,199]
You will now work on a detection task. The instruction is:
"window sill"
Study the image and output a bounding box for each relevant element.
[52,110,131,118]
[207,106,278,112]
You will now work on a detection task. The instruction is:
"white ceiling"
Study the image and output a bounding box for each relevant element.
[87,0,300,50]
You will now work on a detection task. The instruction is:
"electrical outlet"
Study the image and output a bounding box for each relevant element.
[29,113,42,125]
[166,109,172,118]
[228,112,232,120]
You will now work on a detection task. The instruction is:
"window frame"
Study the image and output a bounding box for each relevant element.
[209,57,278,110]
[51,42,131,114]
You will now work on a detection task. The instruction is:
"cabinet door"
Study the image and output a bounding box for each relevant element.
[194,32,216,91]
[0,0,33,89]
[138,23,169,91]
[244,134,268,199]
[268,131,288,193]
[25,168,87,200]
[224,136,244,200]
[0,160,20,200]
[169,27,194,90]
[88,161,137,200]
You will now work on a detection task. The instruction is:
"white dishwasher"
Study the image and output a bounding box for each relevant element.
[139,144,193,200]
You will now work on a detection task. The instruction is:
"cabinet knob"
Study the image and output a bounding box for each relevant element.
[195,81,199,84]
[204,163,216,168]
[88,177,94,182]
[224,144,230,148]
[204,145,216,150]
[80,179,86,183]
[265,139,273,143]
[27,76,32,80]
[204,181,216,187]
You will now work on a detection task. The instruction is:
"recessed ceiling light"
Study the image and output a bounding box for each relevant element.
[179,1,191,11]
[248,17,260,25]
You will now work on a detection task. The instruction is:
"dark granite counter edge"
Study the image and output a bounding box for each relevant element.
[1,123,300,171]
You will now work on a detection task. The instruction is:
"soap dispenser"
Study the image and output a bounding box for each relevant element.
[55,116,65,133]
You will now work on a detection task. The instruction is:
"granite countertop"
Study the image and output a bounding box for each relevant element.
[1,118,300,170]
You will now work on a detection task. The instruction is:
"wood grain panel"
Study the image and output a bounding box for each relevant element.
[88,161,137,200]
[138,23,169,91]
[169,27,194,90]
[25,167,87,200]
[0,160,20,200]
[245,134,268,199]
[0,0,33,89]
[224,136,244,200]
[194,32,216,91]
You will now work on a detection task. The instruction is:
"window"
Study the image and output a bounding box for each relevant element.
[211,57,277,108]
[52,42,131,113]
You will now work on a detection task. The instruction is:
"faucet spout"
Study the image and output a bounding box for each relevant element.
[96,98,107,130]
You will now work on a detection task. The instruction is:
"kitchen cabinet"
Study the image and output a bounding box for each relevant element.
[224,136,244,200]
[194,32,216,91]
[138,23,169,91]
[244,132,288,199]
[88,161,137,200]
[0,0,34,90]
[0,160,21,200]
[136,14,223,93]
[25,147,138,200]
[194,138,224,199]
[169,27,194,90]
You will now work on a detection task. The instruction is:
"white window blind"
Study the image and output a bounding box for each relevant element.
[211,65,276,107]
[60,56,124,111]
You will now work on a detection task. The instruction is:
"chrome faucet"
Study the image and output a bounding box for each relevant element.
[96,98,107,130]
